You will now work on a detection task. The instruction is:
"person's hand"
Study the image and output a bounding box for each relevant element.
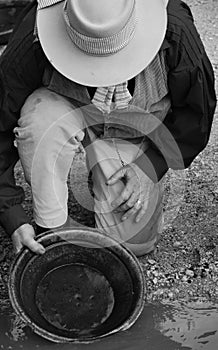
[106,163,155,222]
[12,223,46,255]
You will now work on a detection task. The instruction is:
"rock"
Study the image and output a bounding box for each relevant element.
[201,269,207,278]
[182,276,188,282]
[147,259,156,265]
[153,270,159,277]
[186,269,195,277]
[173,241,182,248]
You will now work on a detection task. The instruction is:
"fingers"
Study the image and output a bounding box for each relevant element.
[135,199,149,222]
[111,185,133,210]
[112,180,142,212]
[114,192,137,213]
[121,197,149,222]
[14,240,23,255]
[12,224,46,255]
[121,199,142,221]
[106,167,126,185]
[15,239,45,255]
[23,238,46,255]
[108,163,154,222]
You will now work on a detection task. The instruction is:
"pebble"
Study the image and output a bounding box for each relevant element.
[182,276,188,282]
[201,270,207,278]
[153,271,159,277]
[173,241,182,248]
[147,259,156,265]
[186,269,195,277]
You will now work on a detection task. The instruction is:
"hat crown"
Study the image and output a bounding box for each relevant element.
[67,0,134,38]
[37,0,167,86]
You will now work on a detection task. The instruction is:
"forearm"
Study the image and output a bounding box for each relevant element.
[133,99,216,184]
[0,131,30,236]
[0,2,46,236]
[0,204,30,236]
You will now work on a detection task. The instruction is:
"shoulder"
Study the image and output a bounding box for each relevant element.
[167,0,196,36]
[0,1,44,73]
[0,2,47,91]
[165,0,205,69]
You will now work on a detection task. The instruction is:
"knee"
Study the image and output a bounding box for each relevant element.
[16,87,84,144]
[19,88,72,130]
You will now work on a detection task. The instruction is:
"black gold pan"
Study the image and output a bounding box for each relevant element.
[8,227,145,343]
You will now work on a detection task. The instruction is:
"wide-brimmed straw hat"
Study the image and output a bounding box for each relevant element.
[37,0,168,86]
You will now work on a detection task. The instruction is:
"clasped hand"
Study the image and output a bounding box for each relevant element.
[106,163,155,222]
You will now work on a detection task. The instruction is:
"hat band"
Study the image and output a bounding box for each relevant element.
[37,0,63,9]
[63,1,137,56]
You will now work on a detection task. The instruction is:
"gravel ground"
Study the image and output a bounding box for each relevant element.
[143,0,218,302]
[0,0,217,308]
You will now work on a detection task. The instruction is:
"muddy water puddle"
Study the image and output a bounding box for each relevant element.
[0,300,217,350]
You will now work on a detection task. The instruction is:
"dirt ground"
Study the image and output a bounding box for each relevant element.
[0,0,217,308]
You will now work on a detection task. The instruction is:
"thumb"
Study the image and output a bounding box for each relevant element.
[14,240,23,255]
[12,224,46,255]
[106,167,126,185]
[22,229,45,255]
[25,238,46,255]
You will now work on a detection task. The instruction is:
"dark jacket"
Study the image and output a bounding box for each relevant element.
[0,0,216,235]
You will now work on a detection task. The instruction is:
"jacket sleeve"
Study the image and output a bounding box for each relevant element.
[0,2,47,236]
[134,1,217,183]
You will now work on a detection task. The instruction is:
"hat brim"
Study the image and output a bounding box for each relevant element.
[37,0,167,87]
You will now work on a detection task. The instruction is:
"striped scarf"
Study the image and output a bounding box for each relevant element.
[91,82,132,114]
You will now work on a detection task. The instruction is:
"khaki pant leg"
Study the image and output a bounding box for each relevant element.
[14,87,85,228]
[86,138,164,257]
